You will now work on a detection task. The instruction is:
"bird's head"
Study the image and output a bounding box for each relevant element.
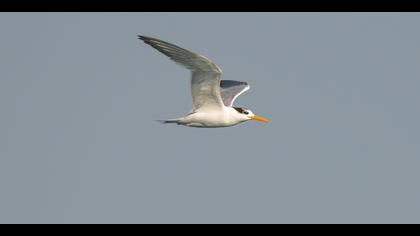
[233,107,269,123]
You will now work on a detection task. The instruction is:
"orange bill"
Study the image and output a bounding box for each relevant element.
[250,114,269,122]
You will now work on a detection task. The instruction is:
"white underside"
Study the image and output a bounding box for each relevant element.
[173,106,247,128]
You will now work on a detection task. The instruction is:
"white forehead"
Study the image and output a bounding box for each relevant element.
[245,109,254,115]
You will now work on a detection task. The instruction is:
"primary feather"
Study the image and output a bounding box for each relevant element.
[139,35,224,112]
[220,80,250,107]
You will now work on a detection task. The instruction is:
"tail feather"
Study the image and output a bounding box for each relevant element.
[156,119,181,124]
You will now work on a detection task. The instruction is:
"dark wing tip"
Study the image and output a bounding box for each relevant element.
[137,35,168,49]
[138,35,157,44]
[138,35,149,42]
[220,80,249,88]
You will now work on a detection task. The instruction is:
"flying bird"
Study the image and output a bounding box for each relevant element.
[138,35,268,128]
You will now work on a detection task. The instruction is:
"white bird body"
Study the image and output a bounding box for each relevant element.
[138,35,268,128]
[173,107,247,128]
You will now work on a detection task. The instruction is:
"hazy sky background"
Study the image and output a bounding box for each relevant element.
[1,13,420,223]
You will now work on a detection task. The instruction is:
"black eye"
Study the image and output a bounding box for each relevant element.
[244,111,249,115]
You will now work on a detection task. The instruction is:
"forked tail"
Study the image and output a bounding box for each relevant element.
[156,119,181,124]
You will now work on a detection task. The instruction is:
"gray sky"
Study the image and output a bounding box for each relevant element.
[1,13,420,223]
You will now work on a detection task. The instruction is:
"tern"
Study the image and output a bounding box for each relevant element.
[138,35,268,128]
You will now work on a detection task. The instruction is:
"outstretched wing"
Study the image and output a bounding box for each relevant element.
[139,35,225,112]
[220,80,250,107]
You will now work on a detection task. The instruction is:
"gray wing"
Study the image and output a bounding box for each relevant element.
[220,80,250,107]
[139,35,225,112]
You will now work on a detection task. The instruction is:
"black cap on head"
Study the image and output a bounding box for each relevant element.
[233,107,249,115]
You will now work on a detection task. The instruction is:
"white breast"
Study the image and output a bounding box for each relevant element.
[181,107,244,127]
